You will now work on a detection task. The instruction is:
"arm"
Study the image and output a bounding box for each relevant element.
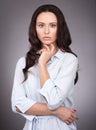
[11,57,37,121]
[16,102,52,115]
[16,102,78,125]
[38,44,55,86]
[12,56,78,124]
[38,44,78,110]
[11,57,51,116]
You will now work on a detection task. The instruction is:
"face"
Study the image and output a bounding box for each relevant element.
[36,12,57,46]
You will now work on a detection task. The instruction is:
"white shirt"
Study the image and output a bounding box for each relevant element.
[11,49,78,130]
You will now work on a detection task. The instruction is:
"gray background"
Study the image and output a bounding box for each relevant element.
[0,0,96,130]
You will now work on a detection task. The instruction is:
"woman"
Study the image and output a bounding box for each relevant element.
[11,4,79,130]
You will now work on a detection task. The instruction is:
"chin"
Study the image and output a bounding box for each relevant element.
[42,41,54,45]
[42,42,51,45]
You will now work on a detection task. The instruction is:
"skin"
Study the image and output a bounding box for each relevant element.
[16,12,78,125]
[36,12,58,47]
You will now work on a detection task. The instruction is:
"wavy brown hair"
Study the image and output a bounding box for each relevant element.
[23,4,78,83]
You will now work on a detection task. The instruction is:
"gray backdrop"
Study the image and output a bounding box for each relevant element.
[0,0,96,130]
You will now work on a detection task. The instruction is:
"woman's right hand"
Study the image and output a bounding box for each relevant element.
[53,106,78,125]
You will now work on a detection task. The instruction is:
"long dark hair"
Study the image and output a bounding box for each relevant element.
[23,4,78,83]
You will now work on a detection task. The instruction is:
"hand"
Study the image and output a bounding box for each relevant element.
[38,44,56,65]
[53,106,78,125]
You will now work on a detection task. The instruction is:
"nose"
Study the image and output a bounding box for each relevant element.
[44,26,50,34]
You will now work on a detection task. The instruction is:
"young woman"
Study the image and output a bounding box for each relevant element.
[11,4,79,130]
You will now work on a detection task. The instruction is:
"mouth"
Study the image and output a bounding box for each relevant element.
[43,37,51,40]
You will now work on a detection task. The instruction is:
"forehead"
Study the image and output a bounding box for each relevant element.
[36,12,57,23]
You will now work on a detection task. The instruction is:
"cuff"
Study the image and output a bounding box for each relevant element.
[16,99,37,113]
[39,79,63,110]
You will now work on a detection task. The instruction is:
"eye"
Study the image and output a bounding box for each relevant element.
[38,23,44,28]
[50,23,57,28]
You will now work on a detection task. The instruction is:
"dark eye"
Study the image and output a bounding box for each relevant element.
[50,23,57,28]
[38,24,44,28]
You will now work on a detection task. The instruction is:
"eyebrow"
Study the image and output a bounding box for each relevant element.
[36,22,57,24]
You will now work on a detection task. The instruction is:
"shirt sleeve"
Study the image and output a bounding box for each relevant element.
[11,57,37,121]
[39,54,78,110]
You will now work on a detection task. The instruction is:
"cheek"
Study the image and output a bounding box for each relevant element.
[36,29,42,38]
[52,30,57,38]
[36,32,43,42]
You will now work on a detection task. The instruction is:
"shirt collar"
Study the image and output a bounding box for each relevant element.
[48,49,65,64]
[53,49,64,59]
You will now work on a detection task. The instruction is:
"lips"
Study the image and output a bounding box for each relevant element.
[43,36,51,40]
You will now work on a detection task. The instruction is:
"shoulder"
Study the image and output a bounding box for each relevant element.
[16,56,26,69]
[62,52,78,65]
[64,52,78,61]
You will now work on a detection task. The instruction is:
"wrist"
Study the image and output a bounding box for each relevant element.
[51,109,57,116]
[38,61,46,67]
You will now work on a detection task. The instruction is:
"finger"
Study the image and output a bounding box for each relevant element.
[38,50,42,54]
[38,49,44,54]
[71,113,79,120]
[69,116,75,122]
[50,44,56,54]
[67,118,73,123]
[44,44,55,53]
[71,109,76,113]
[50,44,55,51]
[65,120,70,125]
[73,109,77,112]
[43,45,50,52]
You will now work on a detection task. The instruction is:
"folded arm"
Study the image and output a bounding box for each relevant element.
[11,56,78,124]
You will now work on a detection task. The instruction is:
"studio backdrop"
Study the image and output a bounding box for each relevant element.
[0,0,96,130]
